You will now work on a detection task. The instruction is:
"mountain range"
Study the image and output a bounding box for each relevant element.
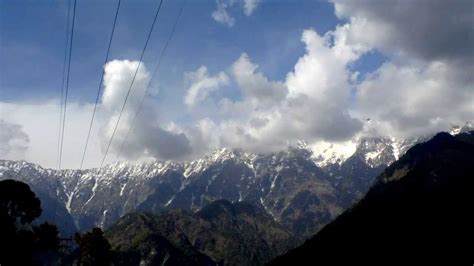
[0,132,421,237]
[0,124,471,239]
[1,125,472,265]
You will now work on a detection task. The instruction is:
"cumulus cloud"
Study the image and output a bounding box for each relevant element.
[281,29,363,140]
[232,53,287,106]
[101,60,150,112]
[0,119,30,159]
[184,66,229,109]
[101,60,192,161]
[180,28,364,155]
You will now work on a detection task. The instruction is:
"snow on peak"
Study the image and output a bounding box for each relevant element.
[183,147,256,178]
[209,147,237,161]
[308,140,357,167]
[450,122,473,136]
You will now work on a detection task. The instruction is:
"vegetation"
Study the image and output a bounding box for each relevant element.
[74,227,113,266]
[0,179,60,266]
[106,200,299,265]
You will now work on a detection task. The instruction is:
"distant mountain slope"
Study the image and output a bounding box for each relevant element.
[268,131,474,264]
[106,200,297,266]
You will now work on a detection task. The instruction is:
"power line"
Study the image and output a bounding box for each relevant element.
[99,0,164,168]
[115,0,187,160]
[79,0,122,169]
[54,0,72,236]
[58,0,77,170]
[57,0,71,170]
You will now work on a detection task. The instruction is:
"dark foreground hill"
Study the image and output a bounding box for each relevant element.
[269,131,474,264]
[106,200,298,266]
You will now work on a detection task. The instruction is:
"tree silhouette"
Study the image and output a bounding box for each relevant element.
[0,179,42,265]
[0,179,42,225]
[75,227,112,266]
[0,179,60,266]
[33,222,60,251]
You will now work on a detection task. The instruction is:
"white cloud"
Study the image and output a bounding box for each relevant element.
[184,66,229,109]
[212,0,235,27]
[326,17,372,63]
[101,60,150,112]
[356,61,474,138]
[231,53,287,106]
[183,0,474,154]
[101,60,192,161]
[211,0,261,26]
[286,29,351,101]
[243,0,259,16]
[180,28,364,155]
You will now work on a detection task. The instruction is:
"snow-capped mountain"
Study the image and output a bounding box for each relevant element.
[309,136,419,169]
[1,126,470,237]
[1,147,340,237]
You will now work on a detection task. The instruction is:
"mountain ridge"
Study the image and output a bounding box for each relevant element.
[2,127,470,237]
[268,131,474,264]
[106,199,297,266]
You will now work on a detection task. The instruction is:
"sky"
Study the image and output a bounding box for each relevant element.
[1,0,473,169]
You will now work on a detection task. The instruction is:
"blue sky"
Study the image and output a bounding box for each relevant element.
[1,0,472,169]
[1,0,384,102]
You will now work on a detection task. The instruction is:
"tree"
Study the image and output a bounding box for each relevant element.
[0,179,42,265]
[75,227,113,266]
[0,179,42,225]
